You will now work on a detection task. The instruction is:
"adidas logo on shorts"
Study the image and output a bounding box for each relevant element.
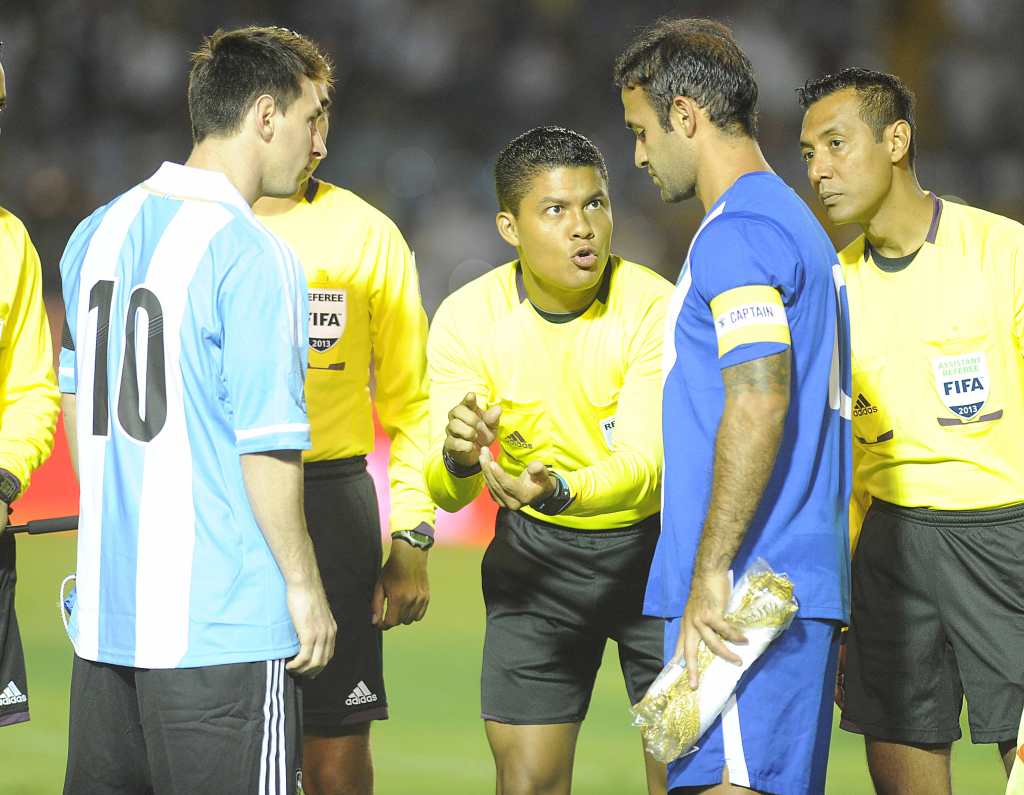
[345,681,378,706]
[0,681,27,707]
[853,393,878,417]
[503,431,532,449]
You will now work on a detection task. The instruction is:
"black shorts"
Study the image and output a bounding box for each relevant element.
[842,499,1024,745]
[480,509,664,724]
[64,655,301,794]
[302,457,387,734]
[0,532,29,728]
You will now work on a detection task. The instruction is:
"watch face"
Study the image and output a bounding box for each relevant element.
[0,472,19,504]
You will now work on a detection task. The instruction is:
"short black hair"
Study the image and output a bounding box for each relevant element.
[613,17,758,137]
[494,126,608,215]
[797,67,917,164]
[188,26,333,144]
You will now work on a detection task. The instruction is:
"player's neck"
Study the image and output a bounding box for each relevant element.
[185,141,261,206]
[253,184,304,217]
[696,135,773,212]
[862,175,932,258]
[520,263,603,314]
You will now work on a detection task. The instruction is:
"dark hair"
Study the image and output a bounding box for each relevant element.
[797,67,917,164]
[188,26,333,144]
[494,126,608,214]
[613,18,758,137]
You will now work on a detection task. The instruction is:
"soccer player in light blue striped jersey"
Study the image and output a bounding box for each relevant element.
[58,27,336,795]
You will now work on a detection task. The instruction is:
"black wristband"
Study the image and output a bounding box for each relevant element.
[0,468,21,506]
[443,449,482,478]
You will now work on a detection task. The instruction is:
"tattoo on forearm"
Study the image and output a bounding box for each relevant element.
[694,350,791,575]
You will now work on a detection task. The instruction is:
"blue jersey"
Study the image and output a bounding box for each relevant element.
[58,162,311,668]
[647,172,852,621]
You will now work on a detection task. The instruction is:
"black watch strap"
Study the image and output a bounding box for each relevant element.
[0,468,22,506]
[531,471,574,516]
[443,449,482,478]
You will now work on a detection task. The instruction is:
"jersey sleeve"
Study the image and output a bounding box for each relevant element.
[0,218,60,493]
[560,289,666,516]
[691,215,799,369]
[423,296,487,514]
[219,236,311,455]
[367,228,436,532]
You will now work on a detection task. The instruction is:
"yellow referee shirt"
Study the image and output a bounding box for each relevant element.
[842,195,1024,533]
[425,257,670,530]
[0,207,59,495]
[256,178,434,533]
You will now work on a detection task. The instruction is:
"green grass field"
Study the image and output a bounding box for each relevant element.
[3,534,1008,794]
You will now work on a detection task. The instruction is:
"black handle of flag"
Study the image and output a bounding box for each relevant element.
[6,515,79,535]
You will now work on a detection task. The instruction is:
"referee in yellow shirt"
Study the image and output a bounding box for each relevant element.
[254,80,435,795]
[799,68,1024,794]
[427,126,671,795]
[0,54,61,729]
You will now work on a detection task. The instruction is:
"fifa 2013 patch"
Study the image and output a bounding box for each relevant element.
[708,284,790,358]
[307,287,347,352]
[932,351,1002,425]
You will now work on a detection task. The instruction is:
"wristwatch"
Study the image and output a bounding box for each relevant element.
[391,525,435,551]
[530,471,574,516]
[442,449,482,478]
[0,469,21,506]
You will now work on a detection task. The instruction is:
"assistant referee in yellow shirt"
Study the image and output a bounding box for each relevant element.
[426,126,670,795]
[254,78,435,795]
[1,44,61,732]
[800,68,1024,795]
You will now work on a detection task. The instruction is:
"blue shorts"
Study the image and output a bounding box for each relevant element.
[664,617,840,795]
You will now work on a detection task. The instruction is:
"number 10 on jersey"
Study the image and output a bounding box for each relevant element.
[87,279,167,443]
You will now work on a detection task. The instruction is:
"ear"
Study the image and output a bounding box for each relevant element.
[253,93,277,142]
[669,96,699,137]
[888,120,912,164]
[495,210,520,248]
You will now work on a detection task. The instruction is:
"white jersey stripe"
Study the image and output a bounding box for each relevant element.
[72,187,149,661]
[235,423,310,442]
[721,693,751,787]
[133,203,234,667]
[259,660,273,795]
[276,661,287,795]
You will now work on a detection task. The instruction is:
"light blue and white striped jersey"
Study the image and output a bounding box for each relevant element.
[58,162,311,668]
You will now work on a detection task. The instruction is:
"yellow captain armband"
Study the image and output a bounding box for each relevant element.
[709,285,790,358]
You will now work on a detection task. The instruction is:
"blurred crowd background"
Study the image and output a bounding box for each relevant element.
[2,0,1022,315]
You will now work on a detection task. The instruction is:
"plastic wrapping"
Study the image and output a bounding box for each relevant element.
[631,559,799,763]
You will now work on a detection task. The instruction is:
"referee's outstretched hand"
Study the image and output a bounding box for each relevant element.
[676,571,747,689]
[444,392,500,469]
[285,580,337,677]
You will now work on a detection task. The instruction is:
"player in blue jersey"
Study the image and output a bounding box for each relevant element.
[615,19,852,795]
[58,27,336,795]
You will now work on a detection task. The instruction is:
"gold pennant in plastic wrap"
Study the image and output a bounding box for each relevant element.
[631,560,798,763]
